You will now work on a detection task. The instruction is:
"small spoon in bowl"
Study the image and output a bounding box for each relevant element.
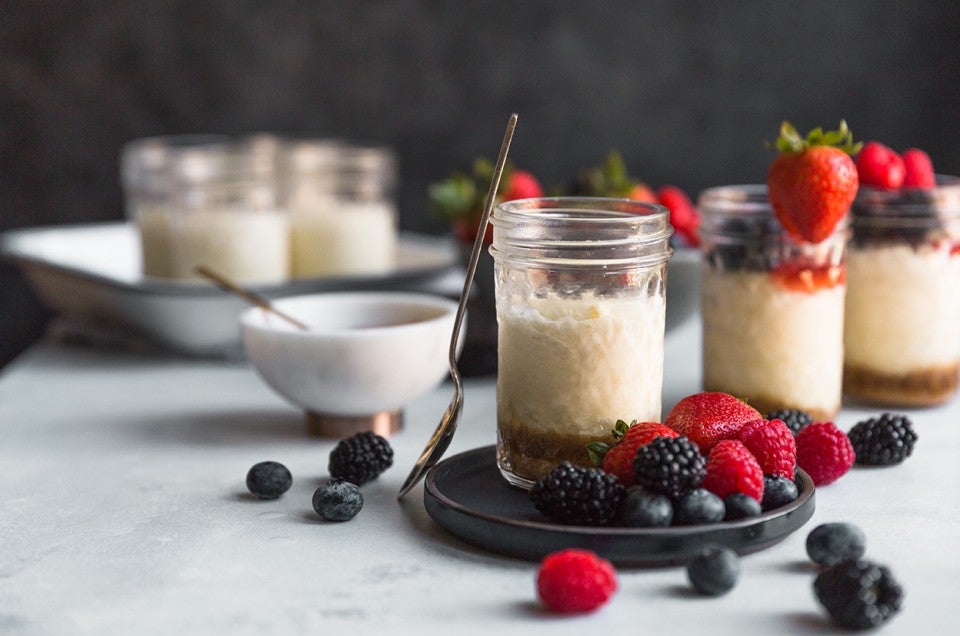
[397,113,518,500]
[194,265,310,331]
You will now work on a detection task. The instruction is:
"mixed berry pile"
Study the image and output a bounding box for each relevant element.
[530,391,918,529]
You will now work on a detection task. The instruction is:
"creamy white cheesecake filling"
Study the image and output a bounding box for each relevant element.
[497,290,665,440]
[701,269,845,415]
[845,243,960,373]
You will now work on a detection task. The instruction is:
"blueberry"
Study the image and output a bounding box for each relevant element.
[245,461,292,499]
[806,523,866,566]
[723,493,761,520]
[762,475,799,511]
[313,478,364,521]
[675,488,725,525]
[687,545,740,595]
[620,486,673,527]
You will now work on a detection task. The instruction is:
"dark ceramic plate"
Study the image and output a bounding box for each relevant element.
[423,445,815,567]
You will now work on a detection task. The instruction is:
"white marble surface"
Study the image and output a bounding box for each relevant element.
[1,316,958,635]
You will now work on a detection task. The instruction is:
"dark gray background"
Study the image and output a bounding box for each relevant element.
[2,1,958,365]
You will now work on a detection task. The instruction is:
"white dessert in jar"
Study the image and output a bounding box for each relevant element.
[290,200,397,278]
[701,268,845,420]
[843,181,960,405]
[698,185,848,420]
[497,289,665,482]
[138,207,290,284]
[491,197,672,488]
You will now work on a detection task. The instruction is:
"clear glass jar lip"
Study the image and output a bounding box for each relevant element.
[698,184,773,214]
[854,175,960,216]
[495,196,670,226]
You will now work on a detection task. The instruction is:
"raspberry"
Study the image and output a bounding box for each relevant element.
[665,392,761,452]
[245,461,292,499]
[737,418,796,479]
[595,420,679,487]
[806,522,866,566]
[795,422,855,486]
[848,413,918,466]
[687,545,740,596]
[855,141,905,190]
[529,462,625,526]
[814,559,903,630]
[702,439,764,502]
[632,436,706,500]
[536,549,618,613]
[902,148,936,189]
[328,432,394,486]
[765,408,813,436]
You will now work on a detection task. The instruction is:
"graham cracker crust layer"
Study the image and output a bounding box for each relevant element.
[497,420,609,485]
[844,362,959,407]
[702,383,839,423]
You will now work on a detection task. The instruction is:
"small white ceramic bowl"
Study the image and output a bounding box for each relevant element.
[241,292,461,427]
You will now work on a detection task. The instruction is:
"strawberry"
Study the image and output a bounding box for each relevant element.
[501,169,544,201]
[588,420,679,487]
[664,392,762,452]
[627,183,658,203]
[767,121,862,243]
[702,439,765,502]
[658,185,700,247]
[902,148,936,189]
[737,418,796,479]
[855,141,905,190]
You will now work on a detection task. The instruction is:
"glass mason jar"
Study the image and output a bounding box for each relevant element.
[121,134,289,284]
[282,141,398,279]
[490,197,673,488]
[844,177,960,405]
[699,185,849,421]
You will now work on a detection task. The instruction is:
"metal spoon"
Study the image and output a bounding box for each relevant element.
[397,113,518,500]
[194,265,310,331]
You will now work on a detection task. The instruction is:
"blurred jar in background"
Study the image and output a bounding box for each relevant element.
[844,177,960,406]
[283,142,398,278]
[121,135,290,284]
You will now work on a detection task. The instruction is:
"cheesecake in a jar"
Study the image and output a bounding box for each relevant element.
[490,197,672,488]
[699,185,849,421]
[844,178,960,405]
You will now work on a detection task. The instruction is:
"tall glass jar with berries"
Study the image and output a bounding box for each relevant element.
[490,197,673,488]
[844,177,960,405]
[698,185,849,421]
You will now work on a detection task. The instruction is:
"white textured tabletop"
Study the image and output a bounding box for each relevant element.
[1,317,957,635]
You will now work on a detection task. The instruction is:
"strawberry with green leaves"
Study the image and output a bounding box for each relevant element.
[767,121,862,243]
[587,419,679,487]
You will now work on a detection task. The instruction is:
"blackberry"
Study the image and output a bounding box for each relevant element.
[529,462,625,526]
[619,486,673,527]
[814,559,903,630]
[806,522,866,566]
[675,489,725,525]
[245,461,292,499]
[313,478,364,521]
[761,475,799,511]
[687,545,740,596]
[765,408,813,436]
[723,493,761,520]
[632,436,706,500]
[328,432,394,485]
[847,413,918,466]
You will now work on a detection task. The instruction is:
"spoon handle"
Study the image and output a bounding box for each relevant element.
[194,265,310,331]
